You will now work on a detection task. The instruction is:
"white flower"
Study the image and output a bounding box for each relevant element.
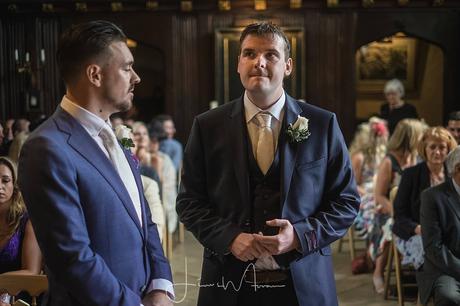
[292,115,309,131]
[114,125,135,149]
[115,125,132,141]
[286,115,310,143]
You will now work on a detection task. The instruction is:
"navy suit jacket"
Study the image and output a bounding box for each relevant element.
[18,107,172,306]
[418,180,460,304]
[176,95,360,306]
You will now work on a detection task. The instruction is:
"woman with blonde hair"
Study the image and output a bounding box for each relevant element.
[0,156,42,305]
[350,117,388,236]
[369,118,427,293]
[392,127,457,270]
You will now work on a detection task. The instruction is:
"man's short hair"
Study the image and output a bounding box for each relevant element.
[239,22,291,60]
[56,20,127,84]
[448,111,460,122]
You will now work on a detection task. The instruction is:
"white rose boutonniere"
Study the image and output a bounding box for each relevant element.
[115,125,135,149]
[286,115,311,143]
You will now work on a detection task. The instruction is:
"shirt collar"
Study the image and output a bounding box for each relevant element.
[60,96,111,137]
[243,91,285,124]
[452,178,460,197]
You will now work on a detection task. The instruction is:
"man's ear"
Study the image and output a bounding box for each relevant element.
[86,64,103,87]
[284,57,293,77]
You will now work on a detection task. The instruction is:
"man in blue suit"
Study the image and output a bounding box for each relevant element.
[18,21,173,306]
[176,22,360,306]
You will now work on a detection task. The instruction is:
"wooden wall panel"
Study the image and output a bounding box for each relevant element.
[1,7,459,144]
[171,15,200,144]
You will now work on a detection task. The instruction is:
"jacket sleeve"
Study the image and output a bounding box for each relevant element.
[420,188,460,280]
[392,169,418,240]
[176,118,242,255]
[292,114,361,256]
[18,137,142,306]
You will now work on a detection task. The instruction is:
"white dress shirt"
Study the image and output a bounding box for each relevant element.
[60,96,174,303]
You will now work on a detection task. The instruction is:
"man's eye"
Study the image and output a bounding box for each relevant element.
[266,53,278,60]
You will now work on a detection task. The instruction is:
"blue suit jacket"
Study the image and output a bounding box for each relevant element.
[176,95,360,306]
[18,107,172,306]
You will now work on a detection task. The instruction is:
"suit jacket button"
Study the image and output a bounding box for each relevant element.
[140,285,146,292]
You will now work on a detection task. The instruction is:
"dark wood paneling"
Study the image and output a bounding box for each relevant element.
[1,6,460,144]
[171,15,200,144]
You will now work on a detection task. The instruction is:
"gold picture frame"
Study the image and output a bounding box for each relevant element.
[356,36,416,98]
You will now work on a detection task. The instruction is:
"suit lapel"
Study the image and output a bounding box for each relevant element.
[53,107,144,236]
[281,95,302,208]
[229,98,250,209]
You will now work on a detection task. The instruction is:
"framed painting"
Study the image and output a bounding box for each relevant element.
[215,27,305,104]
[356,36,416,98]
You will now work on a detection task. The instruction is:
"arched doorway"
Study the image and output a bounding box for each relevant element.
[355,32,444,127]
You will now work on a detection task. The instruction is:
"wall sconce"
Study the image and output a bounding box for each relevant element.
[181,1,193,11]
[111,2,123,12]
[8,4,17,12]
[218,0,231,11]
[15,49,46,75]
[42,3,54,12]
[254,0,266,11]
[327,0,339,7]
[75,2,88,12]
[126,38,138,48]
[362,0,374,7]
[146,1,159,10]
[290,0,302,9]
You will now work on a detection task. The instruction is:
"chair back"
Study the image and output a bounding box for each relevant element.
[0,274,48,306]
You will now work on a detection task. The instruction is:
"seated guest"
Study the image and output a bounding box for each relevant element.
[152,115,183,172]
[393,127,457,270]
[447,111,460,144]
[132,122,177,233]
[129,122,161,188]
[0,157,42,275]
[141,175,165,242]
[418,146,460,306]
[0,157,42,305]
[0,120,14,157]
[370,119,426,293]
[350,117,388,237]
[380,79,418,135]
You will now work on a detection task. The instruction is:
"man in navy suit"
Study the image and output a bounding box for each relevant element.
[18,21,173,306]
[177,22,360,306]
